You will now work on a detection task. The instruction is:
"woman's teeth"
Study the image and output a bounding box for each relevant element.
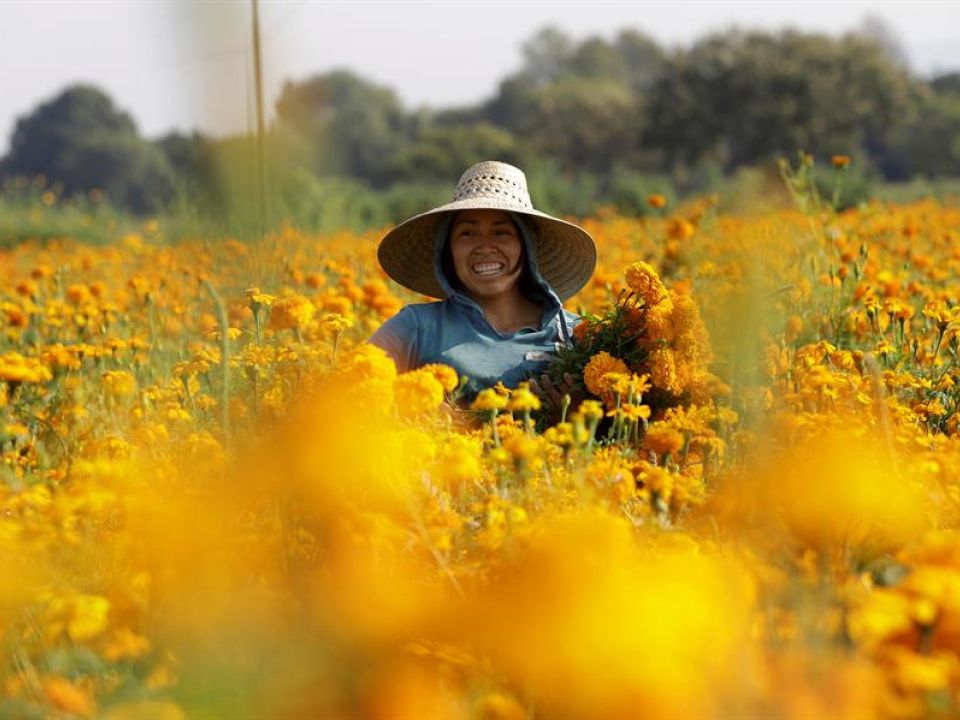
[472,262,505,276]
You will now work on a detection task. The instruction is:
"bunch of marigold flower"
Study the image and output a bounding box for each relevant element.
[549,260,713,418]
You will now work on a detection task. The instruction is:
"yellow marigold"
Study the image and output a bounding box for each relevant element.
[579,399,605,423]
[102,370,137,398]
[585,456,636,505]
[646,302,675,343]
[395,369,445,418]
[339,344,398,384]
[0,352,53,384]
[67,594,111,641]
[624,261,668,308]
[644,426,686,457]
[670,294,702,337]
[667,218,695,241]
[320,312,352,335]
[432,434,483,487]
[604,371,632,397]
[268,294,316,330]
[245,286,275,307]
[583,351,629,397]
[420,363,459,393]
[503,432,541,463]
[471,388,508,413]
[507,381,541,413]
[648,347,678,392]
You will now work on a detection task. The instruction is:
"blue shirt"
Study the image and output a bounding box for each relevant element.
[370,296,577,395]
[369,212,577,397]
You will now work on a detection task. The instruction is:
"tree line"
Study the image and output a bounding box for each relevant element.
[2,25,958,225]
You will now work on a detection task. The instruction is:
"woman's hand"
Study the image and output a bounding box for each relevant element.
[530,372,586,425]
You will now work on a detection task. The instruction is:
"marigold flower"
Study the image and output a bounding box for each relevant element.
[647,193,667,209]
[579,399,604,422]
[395,369,445,419]
[471,388,508,413]
[321,313,353,335]
[667,218,696,241]
[583,351,630,397]
[102,370,137,398]
[624,261,669,308]
[644,426,686,456]
[269,295,316,330]
[246,287,276,307]
[648,347,678,392]
[646,303,675,343]
[420,363,459,393]
[507,382,542,413]
[0,352,53,384]
[831,155,851,169]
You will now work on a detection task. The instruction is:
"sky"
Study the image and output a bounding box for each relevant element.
[2,0,959,152]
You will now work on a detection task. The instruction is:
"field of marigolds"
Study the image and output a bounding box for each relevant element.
[2,162,960,719]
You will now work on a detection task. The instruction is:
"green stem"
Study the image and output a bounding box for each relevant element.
[202,279,231,440]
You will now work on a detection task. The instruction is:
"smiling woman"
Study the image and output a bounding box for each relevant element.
[369,161,598,407]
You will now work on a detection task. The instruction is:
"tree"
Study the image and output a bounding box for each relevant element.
[521,78,642,174]
[615,30,666,93]
[60,133,176,213]
[274,70,407,186]
[519,26,575,88]
[645,30,922,170]
[2,84,176,213]
[882,92,960,178]
[384,123,523,183]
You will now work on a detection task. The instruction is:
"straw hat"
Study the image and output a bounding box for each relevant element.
[377,161,597,301]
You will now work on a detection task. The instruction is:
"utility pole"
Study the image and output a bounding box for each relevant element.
[251,0,267,232]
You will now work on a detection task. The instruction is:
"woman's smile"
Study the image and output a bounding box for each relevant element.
[471,260,507,276]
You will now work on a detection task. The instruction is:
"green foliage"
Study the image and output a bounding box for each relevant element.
[882,92,960,179]
[0,177,133,248]
[645,30,922,169]
[384,123,523,183]
[2,25,956,226]
[274,70,407,186]
[520,78,642,174]
[1,85,176,214]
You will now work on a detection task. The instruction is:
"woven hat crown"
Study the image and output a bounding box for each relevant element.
[452,161,533,210]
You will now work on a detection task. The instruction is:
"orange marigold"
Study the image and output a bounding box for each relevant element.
[583,351,630,397]
[625,261,668,308]
[646,193,667,209]
[647,347,678,393]
[269,295,316,330]
[644,426,686,456]
[421,363,459,393]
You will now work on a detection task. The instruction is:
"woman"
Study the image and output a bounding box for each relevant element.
[370,160,596,411]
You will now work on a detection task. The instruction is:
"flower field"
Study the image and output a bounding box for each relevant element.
[3,173,960,718]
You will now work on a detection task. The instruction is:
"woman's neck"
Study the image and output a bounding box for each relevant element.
[468,288,543,334]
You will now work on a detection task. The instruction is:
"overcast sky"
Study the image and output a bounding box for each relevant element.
[2,0,958,152]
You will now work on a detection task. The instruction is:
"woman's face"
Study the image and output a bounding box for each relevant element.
[449,209,524,301]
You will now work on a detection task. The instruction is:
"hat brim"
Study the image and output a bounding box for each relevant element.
[377,198,597,302]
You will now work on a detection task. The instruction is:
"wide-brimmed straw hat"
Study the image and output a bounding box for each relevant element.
[377,161,597,301]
